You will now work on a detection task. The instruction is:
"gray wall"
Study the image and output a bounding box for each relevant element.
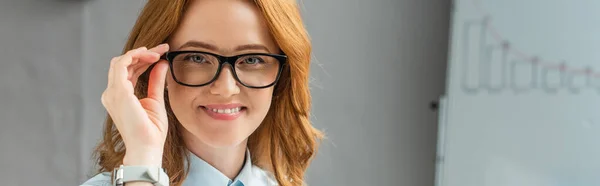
[0,0,450,185]
[302,0,450,185]
[0,1,83,185]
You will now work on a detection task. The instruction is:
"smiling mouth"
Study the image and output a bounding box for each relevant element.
[199,105,247,121]
[200,106,247,114]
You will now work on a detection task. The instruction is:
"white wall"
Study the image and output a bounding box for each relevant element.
[438,1,600,186]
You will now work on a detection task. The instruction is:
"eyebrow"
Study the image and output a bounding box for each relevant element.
[177,40,271,53]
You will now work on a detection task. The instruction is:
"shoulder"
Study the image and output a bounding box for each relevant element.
[80,172,112,186]
[250,165,280,186]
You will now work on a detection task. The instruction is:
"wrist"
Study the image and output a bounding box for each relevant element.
[123,150,163,167]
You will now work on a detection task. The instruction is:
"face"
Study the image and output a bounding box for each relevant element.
[166,0,280,148]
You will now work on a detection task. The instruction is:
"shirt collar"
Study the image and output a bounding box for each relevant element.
[182,149,254,186]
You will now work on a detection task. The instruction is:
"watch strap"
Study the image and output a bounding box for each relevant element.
[113,165,169,186]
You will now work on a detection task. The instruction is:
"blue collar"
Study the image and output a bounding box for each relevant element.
[182,149,254,186]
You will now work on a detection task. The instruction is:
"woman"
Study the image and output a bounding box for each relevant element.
[81,0,323,185]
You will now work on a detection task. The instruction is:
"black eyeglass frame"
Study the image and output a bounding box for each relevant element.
[161,51,288,89]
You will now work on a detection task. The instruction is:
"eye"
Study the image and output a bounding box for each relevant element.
[183,54,207,63]
[242,56,264,64]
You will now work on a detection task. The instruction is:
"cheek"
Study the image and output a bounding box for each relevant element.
[166,85,201,116]
[247,88,274,116]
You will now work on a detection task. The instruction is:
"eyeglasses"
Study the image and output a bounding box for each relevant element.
[162,51,287,89]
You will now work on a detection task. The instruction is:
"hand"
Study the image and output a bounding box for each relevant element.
[101,44,170,167]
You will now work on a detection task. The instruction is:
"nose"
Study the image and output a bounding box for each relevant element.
[209,65,240,97]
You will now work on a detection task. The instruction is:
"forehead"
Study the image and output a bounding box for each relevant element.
[169,0,278,54]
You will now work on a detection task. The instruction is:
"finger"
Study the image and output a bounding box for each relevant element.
[128,63,150,89]
[147,60,169,101]
[128,44,171,87]
[121,46,152,68]
[126,46,147,55]
[149,43,170,55]
[113,47,143,85]
[107,56,121,88]
[135,50,161,65]
[127,51,164,87]
[128,43,170,78]
[129,44,168,69]
[113,48,157,86]
[129,62,153,86]
[127,43,169,77]
[128,62,143,81]
[112,47,146,80]
[125,51,160,78]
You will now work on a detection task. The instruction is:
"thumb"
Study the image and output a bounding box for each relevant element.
[147,60,169,102]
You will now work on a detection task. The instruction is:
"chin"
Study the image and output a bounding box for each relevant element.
[198,130,249,148]
[183,119,250,148]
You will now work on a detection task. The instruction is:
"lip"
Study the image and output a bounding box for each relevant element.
[203,103,244,109]
[200,103,246,121]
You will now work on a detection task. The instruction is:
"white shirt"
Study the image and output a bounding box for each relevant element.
[80,149,278,186]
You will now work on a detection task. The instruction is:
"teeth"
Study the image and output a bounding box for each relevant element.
[207,107,242,114]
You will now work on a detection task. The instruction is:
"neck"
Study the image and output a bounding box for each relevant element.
[182,130,248,179]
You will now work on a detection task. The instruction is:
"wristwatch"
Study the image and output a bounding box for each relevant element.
[112,165,169,186]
